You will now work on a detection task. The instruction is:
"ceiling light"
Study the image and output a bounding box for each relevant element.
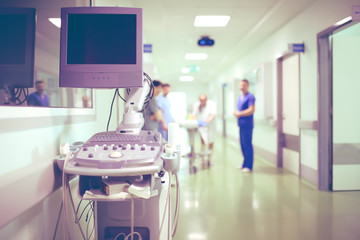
[181,65,200,74]
[181,67,190,74]
[335,16,352,26]
[49,18,61,28]
[185,53,208,60]
[179,76,194,82]
[194,16,230,27]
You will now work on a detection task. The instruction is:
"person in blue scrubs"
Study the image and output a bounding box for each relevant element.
[143,80,167,132]
[156,83,174,140]
[233,79,255,173]
[27,80,49,107]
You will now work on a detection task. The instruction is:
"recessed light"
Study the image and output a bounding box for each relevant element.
[194,16,230,27]
[179,76,194,82]
[181,67,190,74]
[185,53,208,60]
[49,18,61,28]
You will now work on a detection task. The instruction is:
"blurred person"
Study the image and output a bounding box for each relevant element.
[156,83,174,141]
[192,93,216,166]
[143,80,167,133]
[233,79,255,173]
[27,80,49,107]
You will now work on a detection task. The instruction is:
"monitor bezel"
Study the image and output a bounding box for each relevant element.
[59,7,143,89]
[0,7,36,89]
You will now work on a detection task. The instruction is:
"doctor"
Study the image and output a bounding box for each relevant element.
[233,79,255,173]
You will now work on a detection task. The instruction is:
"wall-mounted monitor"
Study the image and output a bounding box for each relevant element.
[59,7,143,89]
[0,7,36,89]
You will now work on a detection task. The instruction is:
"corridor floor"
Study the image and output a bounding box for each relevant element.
[172,137,360,240]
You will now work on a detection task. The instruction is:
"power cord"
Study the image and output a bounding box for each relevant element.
[114,195,143,240]
[61,143,93,240]
[62,150,73,240]
[106,88,119,132]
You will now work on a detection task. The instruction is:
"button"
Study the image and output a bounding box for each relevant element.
[141,146,146,151]
[88,153,94,158]
[83,147,88,151]
[109,151,122,158]
[112,146,118,150]
[103,146,108,150]
[131,145,135,150]
[150,146,155,151]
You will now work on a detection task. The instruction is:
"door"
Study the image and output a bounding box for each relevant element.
[331,22,360,190]
[277,53,300,175]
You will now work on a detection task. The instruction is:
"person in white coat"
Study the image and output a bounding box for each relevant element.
[192,93,216,166]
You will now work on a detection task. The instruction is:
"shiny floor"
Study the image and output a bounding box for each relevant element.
[172,137,360,240]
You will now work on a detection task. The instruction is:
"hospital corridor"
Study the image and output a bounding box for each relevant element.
[1,0,360,239]
[172,136,360,240]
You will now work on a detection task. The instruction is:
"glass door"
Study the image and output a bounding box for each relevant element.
[331,22,360,190]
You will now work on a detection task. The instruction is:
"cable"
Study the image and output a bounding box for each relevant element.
[130,195,135,240]
[66,178,87,239]
[62,150,92,240]
[86,203,95,240]
[172,174,180,237]
[105,72,154,131]
[117,89,126,102]
[113,194,143,240]
[53,201,63,240]
[142,73,154,112]
[106,89,118,131]
[62,151,72,240]
[155,172,171,240]
[75,200,93,224]
[12,87,29,105]
[167,173,171,240]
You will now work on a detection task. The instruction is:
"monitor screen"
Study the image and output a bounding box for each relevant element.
[0,8,36,89]
[59,7,143,89]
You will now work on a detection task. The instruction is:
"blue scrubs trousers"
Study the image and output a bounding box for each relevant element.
[239,127,254,170]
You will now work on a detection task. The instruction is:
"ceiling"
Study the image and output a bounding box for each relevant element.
[2,0,317,85]
[126,0,317,84]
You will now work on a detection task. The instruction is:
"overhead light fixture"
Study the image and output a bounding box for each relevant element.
[49,18,61,28]
[194,15,230,27]
[179,76,194,82]
[335,16,352,26]
[181,67,190,74]
[181,65,200,74]
[185,53,208,60]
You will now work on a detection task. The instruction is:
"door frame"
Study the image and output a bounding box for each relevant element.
[276,52,301,171]
[317,17,356,191]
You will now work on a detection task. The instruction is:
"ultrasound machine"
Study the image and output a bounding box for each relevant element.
[58,7,180,240]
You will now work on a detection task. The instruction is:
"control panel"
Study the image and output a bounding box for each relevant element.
[74,130,163,169]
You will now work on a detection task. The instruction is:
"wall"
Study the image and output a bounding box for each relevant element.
[212,0,360,185]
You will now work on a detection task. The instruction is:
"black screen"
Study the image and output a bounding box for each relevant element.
[67,14,137,64]
[0,14,27,65]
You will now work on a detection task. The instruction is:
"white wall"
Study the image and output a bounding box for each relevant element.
[211,0,360,182]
